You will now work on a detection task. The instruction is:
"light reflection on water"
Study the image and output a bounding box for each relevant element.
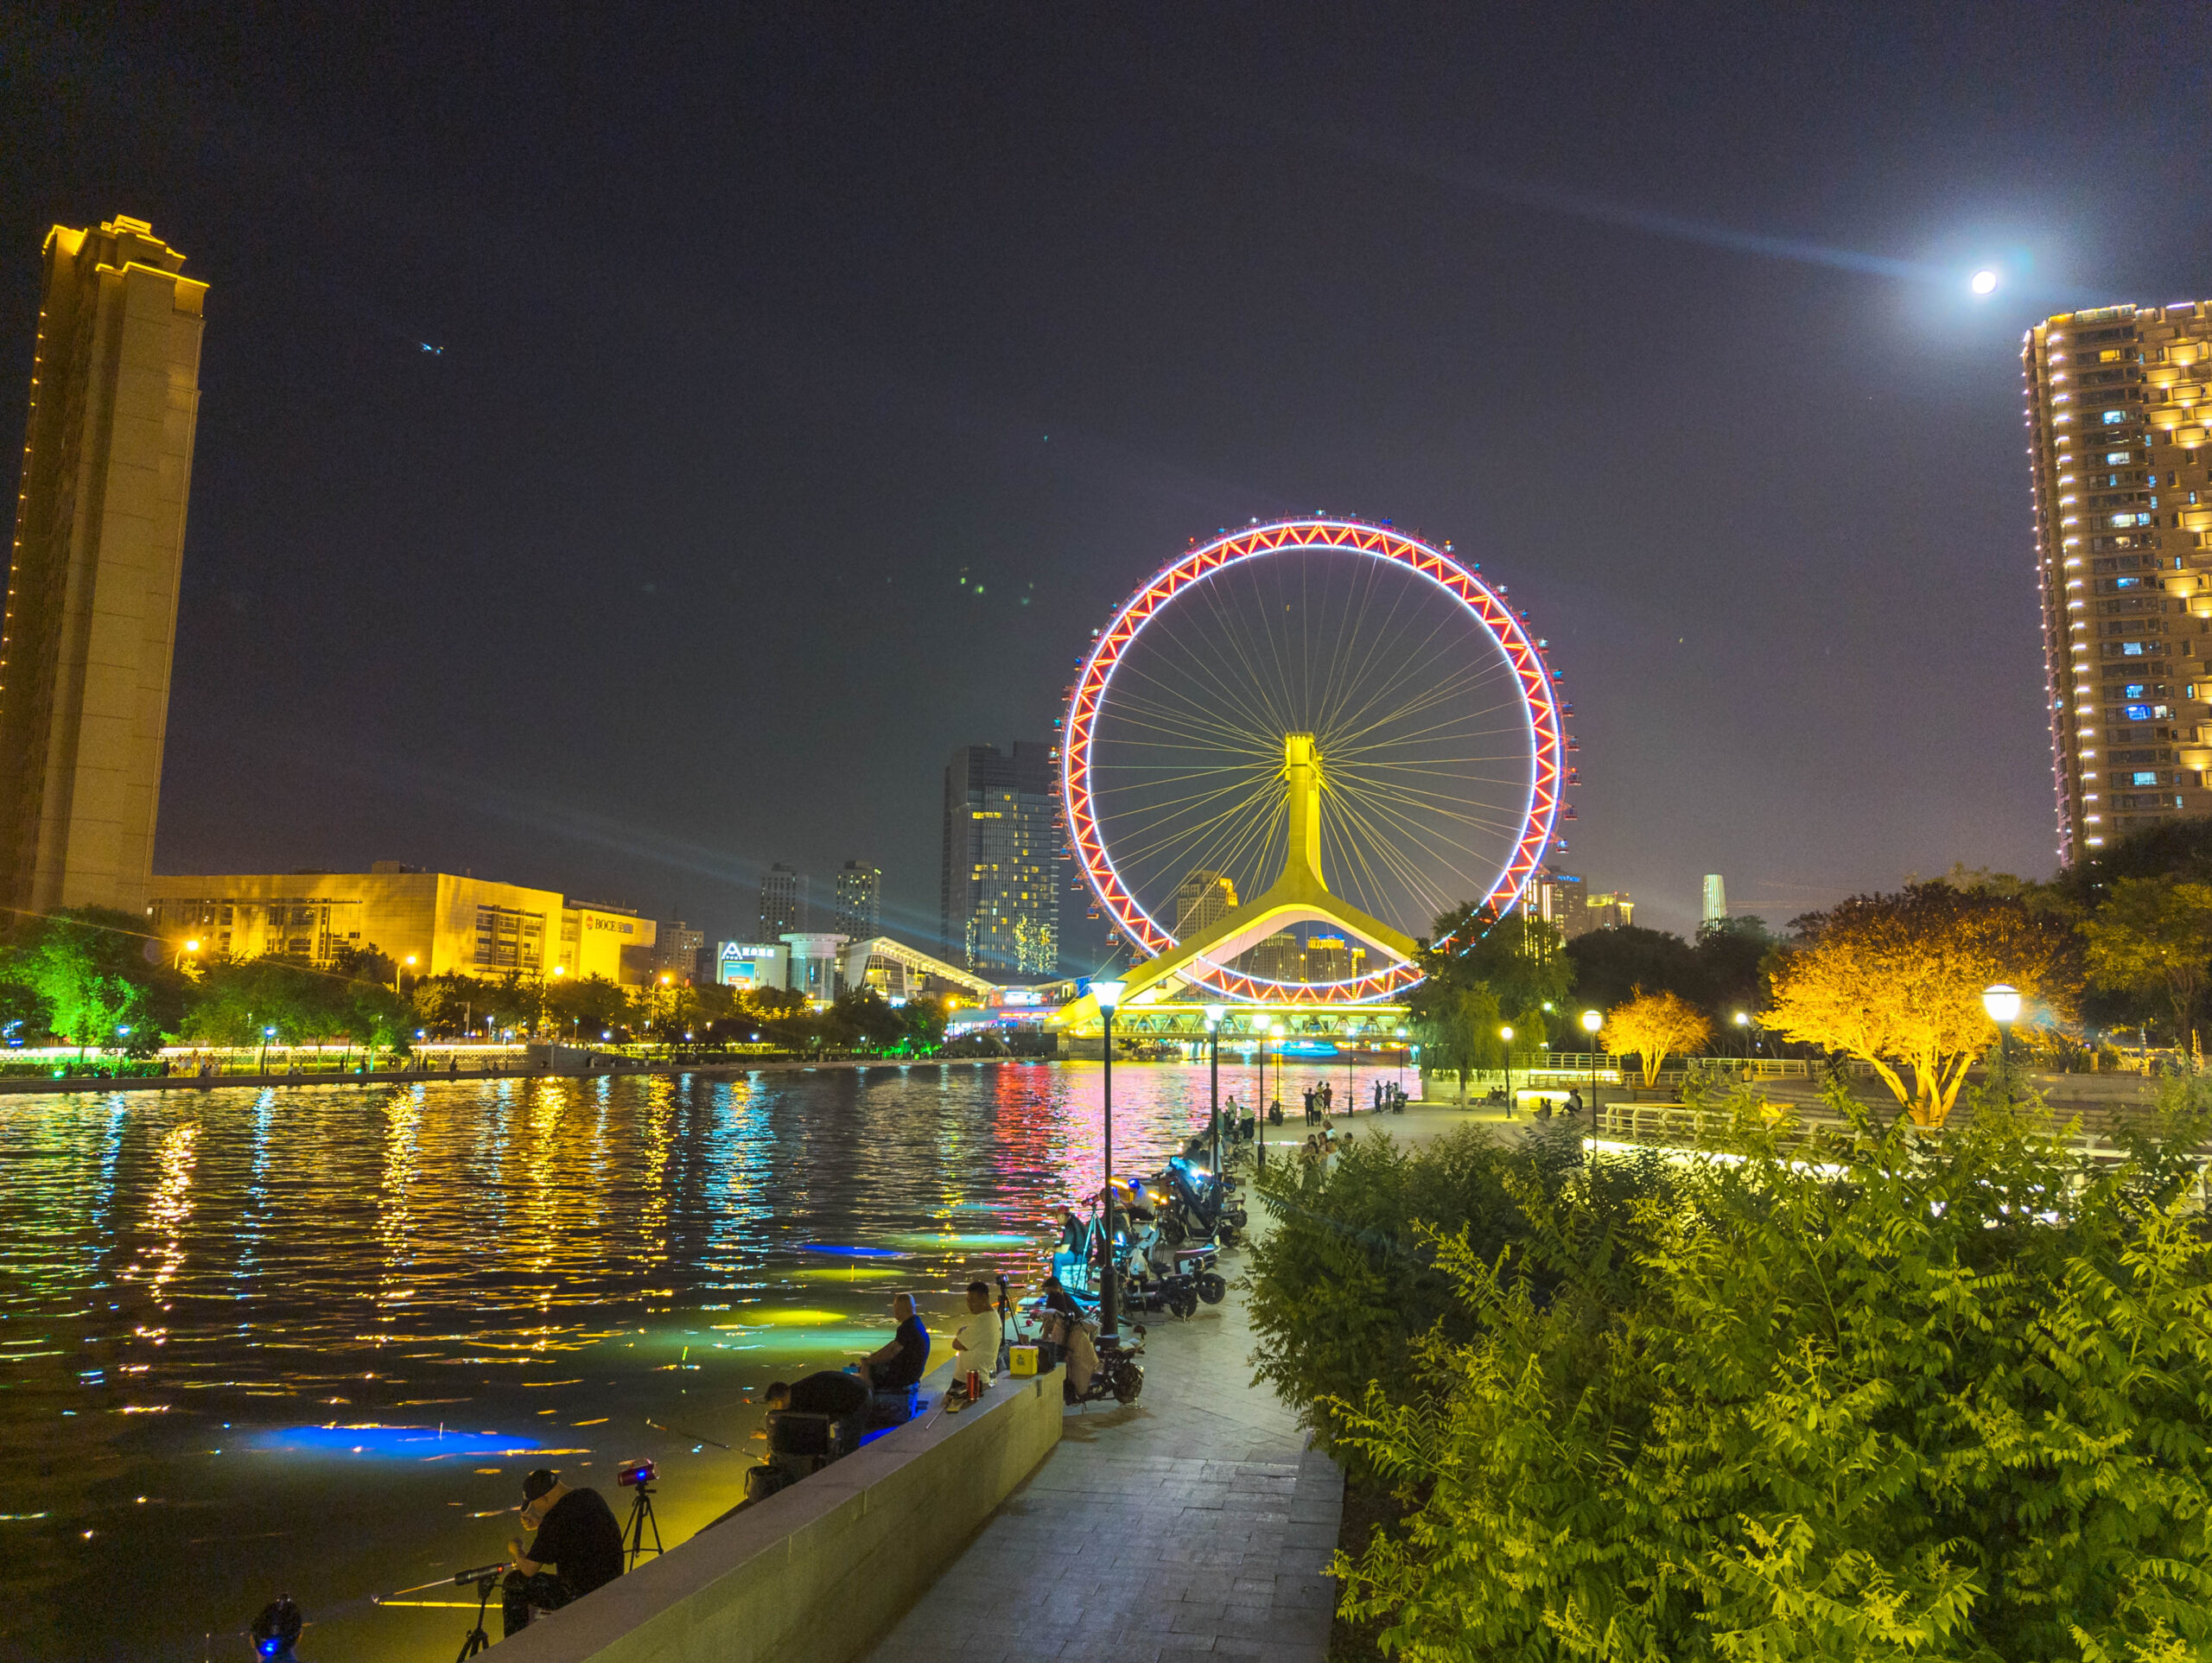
[0,1057,1389,1662]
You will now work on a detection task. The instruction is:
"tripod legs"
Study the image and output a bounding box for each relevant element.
[622,1485,664,1570]
[456,1575,499,1660]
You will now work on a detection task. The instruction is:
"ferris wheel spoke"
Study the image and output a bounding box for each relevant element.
[1325,662,1526,754]
[1106,670,1280,753]
[1114,615,1289,747]
[1328,773,1529,866]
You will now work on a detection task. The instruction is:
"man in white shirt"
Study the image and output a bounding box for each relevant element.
[950,1279,1003,1387]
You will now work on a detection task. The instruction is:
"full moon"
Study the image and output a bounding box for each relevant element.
[1971,269,1999,295]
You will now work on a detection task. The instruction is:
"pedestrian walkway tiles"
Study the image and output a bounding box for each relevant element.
[862,1257,1342,1661]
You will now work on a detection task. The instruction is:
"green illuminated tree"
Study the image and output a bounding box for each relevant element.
[1,907,179,1053]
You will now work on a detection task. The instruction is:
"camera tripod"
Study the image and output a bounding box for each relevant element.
[622,1481,664,1570]
[455,1570,502,1660]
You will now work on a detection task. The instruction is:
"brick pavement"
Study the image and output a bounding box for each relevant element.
[861,1241,1341,1662]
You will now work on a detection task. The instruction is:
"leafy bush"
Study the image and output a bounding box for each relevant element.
[1243,1121,1672,1482]
[1330,1082,2212,1660]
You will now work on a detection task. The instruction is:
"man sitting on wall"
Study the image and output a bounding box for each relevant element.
[950,1279,1004,1388]
[502,1469,623,1636]
[859,1293,931,1396]
[763,1371,871,1418]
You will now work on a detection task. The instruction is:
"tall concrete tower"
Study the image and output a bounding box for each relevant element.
[1701,873,1727,927]
[0,216,206,917]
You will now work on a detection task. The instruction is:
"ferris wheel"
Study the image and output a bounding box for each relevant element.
[1062,519,1570,1006]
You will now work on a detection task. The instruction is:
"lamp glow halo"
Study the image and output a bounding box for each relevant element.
[1062,519,1569,1005]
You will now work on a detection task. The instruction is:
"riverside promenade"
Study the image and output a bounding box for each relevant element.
[863,1243,1343,1661]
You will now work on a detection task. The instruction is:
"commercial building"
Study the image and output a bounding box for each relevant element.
[1585,890,1635,930]
[1701,873,1728,926]
[1172,869,1237,938]
[1529,868,1587,936]
[1236,930,1302,981]
[940,740,1065,975]
[834,860,881,940]
[654,918,705,981]
[760,863,805,938]
[0,218,207,917]
[2025,301,2212,859]
[146,865,657,984]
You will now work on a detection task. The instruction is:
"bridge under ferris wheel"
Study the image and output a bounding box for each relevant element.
[1047,517,1572,1049]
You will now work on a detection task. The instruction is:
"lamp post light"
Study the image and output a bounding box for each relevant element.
[1266,1022,1287,1167]
[176,937,201,970]
[1499,1025,1515,1116]
[1090,980,1128,1346]
[258,1025,276,1076]
[1395,1025,1408,1099]
[1733,1009,1751,1062]
[1581,1009,1603,1118]
[396,953,416,997]
[1203,1003,1228,1175]
[1983,983,2022,1100]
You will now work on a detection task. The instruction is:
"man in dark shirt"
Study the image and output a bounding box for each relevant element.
[765,1371,871,1417]
[502,1468,624,1636]
[860,1293,930,1391]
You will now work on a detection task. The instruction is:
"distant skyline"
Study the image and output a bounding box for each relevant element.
[3,6,2209,955]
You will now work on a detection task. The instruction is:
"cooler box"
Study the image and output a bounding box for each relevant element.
[1008,1344,1040,1377]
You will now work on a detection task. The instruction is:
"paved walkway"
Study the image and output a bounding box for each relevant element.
[862,1241,1342,1662]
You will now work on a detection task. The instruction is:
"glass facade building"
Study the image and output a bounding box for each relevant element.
[940,741,1065,975]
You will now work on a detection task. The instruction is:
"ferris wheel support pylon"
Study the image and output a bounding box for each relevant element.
[1055,733,1418,1028]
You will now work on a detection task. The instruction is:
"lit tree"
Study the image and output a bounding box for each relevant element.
[1765,883,2075,1127]
[1607,987,1713,1086]
[2082,875,2212,1052]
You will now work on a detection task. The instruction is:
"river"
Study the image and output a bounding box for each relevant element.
[0,1057,1397,1661]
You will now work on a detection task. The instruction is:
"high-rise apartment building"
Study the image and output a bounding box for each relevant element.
[2026,301,2212,860]
[0,217,207,917]
[1172,868,1236,938]
[654,918,705,981]
[834,860,881,940]
[760,863,805,938]
[941,740,1065,975]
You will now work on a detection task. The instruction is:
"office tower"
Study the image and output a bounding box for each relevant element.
[834,860,881,940]
[940,740,1065,975]
[1701,873,1727,926]
[1585,890,1635,930]
[1172,868,1236,938]
[1302,932,1352,981]
[1238,930,1302,981]
[655,919,705,980]
[760,863,805,939]
[0,217,207,916]
[1529,867,1587,937]
[2026,301,2212,860]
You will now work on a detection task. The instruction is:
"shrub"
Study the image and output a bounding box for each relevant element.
[1330,1081,2212,1660]
[1243,1121,1672,1482]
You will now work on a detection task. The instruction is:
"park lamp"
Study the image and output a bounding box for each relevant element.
[1202,1000,1227,1031]
[1734,1011,1749,1028]
[1982,984,2023,1025]
[1581,1008,1602,1036]
[1499,1025,1513,1043]
[1091,980,1127,1014]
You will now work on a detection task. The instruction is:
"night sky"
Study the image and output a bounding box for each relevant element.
[3,5,2209,959]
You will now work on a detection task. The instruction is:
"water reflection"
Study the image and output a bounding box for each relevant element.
[0,1058,1401,1661]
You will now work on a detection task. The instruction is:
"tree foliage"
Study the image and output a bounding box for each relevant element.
[2082,875,2212,1054]
[1327,1080,2212,1660]
[1242,1120,1639,1484]
[1411,904,1569,1094]
[0,908,180,1053]
[1766,883,2076,1127]
[1606,987,1713,1085]
[1567,917,1772,1024]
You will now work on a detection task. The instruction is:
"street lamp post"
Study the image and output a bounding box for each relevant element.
[1983,983,2021,1101]
[1091,981,1127,1346]
[1203,1003,1228,1175]
[1265,1023,1286,1167]
[1733,1010,1751,1063]
[258,1025,276,1076]
[1395,1026,1408,1100]
[1581,1009,1603,1120]
[1500,1026,1515,1116]
[396,954,416,997]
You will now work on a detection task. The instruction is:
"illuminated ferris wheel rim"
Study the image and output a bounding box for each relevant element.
[1061,517,1570,1004]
